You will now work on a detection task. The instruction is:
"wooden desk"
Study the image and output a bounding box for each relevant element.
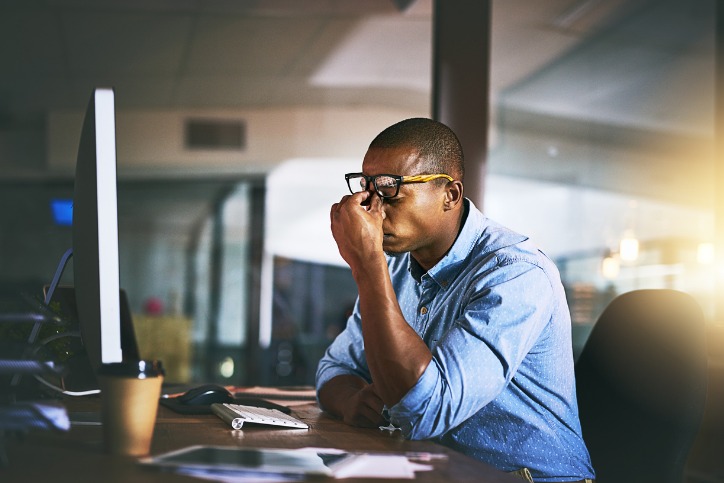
[3,397,519,482]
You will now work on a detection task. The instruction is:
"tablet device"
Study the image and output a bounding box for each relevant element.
[140,445,351,477]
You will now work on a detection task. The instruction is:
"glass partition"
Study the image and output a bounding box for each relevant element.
[487,0,716,355]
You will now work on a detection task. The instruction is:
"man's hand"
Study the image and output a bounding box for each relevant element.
[330,191,385,271]
[318,375,387,428]
[339,384,386,428]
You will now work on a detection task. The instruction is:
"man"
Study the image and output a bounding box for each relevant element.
[316,118,595,482]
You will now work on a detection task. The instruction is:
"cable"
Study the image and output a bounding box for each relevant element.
[33,375,100,397]
[22,332,101,397]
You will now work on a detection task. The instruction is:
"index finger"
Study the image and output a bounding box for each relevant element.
[367,192,383,212]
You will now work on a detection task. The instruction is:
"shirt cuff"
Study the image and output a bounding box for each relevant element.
[388,359,439,438]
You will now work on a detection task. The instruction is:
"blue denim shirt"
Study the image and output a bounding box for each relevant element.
[316,199,594,482]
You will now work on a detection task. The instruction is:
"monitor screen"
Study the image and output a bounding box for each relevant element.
[50,199,73,226]
[72,87,123,371]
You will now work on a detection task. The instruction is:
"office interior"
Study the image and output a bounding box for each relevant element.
[0,0,723,478]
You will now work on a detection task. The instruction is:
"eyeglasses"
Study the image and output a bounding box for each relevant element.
[345,172,454,199]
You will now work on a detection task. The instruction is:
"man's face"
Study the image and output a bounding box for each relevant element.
[361,146,451,261]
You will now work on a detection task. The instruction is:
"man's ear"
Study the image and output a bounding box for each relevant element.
[443,180,464,211]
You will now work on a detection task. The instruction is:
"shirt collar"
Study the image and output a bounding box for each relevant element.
[407,198,527,288]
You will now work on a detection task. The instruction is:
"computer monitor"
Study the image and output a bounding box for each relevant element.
[72,87,124,372]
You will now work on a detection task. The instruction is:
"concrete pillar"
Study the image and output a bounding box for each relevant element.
[431,0,492,209]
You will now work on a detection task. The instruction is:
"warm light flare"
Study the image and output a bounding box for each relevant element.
[219,356,235,378]
[697,242,715,265]
[620,236,639,262]
[601,256,620,279]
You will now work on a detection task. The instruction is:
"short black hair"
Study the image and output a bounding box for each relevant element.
[368,118,464,181]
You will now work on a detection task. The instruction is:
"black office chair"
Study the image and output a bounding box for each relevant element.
[575,289,708,483]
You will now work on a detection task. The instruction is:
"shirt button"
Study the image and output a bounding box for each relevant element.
[420,306,428,315]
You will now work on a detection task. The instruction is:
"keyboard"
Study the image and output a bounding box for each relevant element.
[210,403,309,430]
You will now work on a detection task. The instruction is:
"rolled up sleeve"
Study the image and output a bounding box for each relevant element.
[315,302,371,395]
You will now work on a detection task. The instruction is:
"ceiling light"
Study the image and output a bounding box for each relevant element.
[619,236,639,262]
[601,255,620,279]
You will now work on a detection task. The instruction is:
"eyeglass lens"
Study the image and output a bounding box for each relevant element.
[348,175,398,198]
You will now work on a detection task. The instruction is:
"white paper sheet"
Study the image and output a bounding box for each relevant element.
[157,446,434,482]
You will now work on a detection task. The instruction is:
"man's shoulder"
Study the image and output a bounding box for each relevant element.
[460,202,527,253]
[468,215,559,276]
[472,215,532,258]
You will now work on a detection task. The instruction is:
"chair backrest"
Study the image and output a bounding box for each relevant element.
[575,289,708,483]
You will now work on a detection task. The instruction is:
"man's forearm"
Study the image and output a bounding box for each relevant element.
[353,255,432,407]
[318,374,387,428]
[318,374,368,417]
[329,191,432,409]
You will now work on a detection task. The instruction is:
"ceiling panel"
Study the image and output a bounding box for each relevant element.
[186,16,327,76]
[309,15,431,91]
[61,11,194,76]
[0,9,66,77]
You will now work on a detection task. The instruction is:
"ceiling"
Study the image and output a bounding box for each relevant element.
[0,0,433,128]
[3,0,701,129]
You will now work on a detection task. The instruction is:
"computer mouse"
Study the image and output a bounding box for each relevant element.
[177,384,234,406]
